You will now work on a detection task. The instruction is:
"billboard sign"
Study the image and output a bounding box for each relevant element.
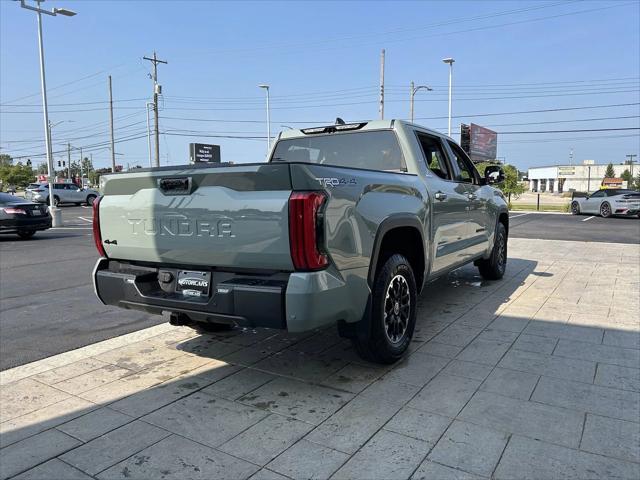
[461,123,498,163]
[190,143,221,163]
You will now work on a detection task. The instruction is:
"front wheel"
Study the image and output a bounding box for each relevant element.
[17,230,36,239]
[600,202,612,218]
[352,254,417,364]
[86,194,97,206]
[571,201,580,215]
[46,196,60,207]
[477,222,507,280]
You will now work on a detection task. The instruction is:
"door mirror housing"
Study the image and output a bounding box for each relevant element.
[484,165,505,185]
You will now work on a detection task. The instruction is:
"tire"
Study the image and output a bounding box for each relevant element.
[352,254,417,364]
[17,230,36,239]
[46,195,60,207]
[477,222,507,280]
[86,194,97,206]
[571,201,581,215]
[600,202,612,218]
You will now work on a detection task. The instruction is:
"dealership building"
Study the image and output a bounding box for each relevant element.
[527,162,634,193]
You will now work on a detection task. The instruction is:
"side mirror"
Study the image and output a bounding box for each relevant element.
[484,165,505,185]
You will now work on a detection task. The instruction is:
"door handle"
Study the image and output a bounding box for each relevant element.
[434,192,447,201]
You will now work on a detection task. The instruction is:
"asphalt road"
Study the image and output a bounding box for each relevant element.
[509,212,640,244]
[0,205,164,370]
[1,209,637,370]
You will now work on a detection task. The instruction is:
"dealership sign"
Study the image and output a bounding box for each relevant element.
[558,167,576,176]
[189,143,221,163]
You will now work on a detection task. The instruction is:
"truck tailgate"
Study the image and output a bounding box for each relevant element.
[98,164,294,270]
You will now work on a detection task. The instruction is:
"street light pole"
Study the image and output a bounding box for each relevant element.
[409,82,433,123]
[258,84,271,154]
[442,58,455,137]
[18,0,76,227]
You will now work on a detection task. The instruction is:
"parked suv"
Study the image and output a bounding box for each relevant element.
[92,120,508,363]
[26,183,99,206]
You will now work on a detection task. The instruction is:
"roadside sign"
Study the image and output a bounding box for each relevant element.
[189,143,221,163]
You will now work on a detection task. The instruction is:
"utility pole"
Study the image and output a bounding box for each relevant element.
[108,75,116,173]
[67,142,71,180]
[143,51,167,168]
[626,154,637,178]
[379,49,385,120]
[79,147,83,187]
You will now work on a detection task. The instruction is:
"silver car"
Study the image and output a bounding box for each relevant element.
[25,183,99,207]
[571,189,640,218]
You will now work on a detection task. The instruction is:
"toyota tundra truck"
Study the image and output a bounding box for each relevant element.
[92,120,508,363]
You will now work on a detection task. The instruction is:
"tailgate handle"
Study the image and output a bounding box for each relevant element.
[158,177,192,195]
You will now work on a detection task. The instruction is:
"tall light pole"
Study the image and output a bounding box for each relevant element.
[442,57,455,137]
[18,0,76,227]
[258,84,271,154]
[409,82,433,123]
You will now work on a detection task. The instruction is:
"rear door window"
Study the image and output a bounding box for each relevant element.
[415,133,452,180]
[271,130,406,172]
[447,141,479,184]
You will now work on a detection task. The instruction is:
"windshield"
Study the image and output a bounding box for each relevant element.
[271,130,406,172]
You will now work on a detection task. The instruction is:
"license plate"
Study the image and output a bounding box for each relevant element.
[32,209,43,216]
[176,270,211,297]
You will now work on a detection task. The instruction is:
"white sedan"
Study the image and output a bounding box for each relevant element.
[571,189,640,218]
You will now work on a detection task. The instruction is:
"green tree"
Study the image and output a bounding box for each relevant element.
[0,154,13,166]
[0,162,34,189]
[604,162,616,178]
[621,169,633,187]
[635,171,640,191]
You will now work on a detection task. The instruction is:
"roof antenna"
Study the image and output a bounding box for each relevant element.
[335,117,345,125]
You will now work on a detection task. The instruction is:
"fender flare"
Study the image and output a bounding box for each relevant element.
[367,214,427,288]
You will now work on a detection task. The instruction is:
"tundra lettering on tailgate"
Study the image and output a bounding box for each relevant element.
[126,214,235,237]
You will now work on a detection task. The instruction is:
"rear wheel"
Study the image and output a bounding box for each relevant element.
[600,202,612,218]
[46,195,60,207]
[17,230,36,239]
[86,194,97,206]
[571,201,581,215]
[477,222,507,280]
[352,254,417,364]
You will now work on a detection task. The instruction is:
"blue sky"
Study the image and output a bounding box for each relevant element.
[1,0,638,171]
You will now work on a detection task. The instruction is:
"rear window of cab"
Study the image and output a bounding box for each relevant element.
[271,130,406,172]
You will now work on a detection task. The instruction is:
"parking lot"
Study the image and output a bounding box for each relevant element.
[1,233,638,479]
[1,209,639,479]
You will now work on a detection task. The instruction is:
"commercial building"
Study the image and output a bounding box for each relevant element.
[527,161,634,193]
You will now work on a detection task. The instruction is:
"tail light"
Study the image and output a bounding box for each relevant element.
[92,196,107,257]
[2,207,27,215]
[289,191,328,271]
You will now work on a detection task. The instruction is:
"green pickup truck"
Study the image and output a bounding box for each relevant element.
[92,120,508,363]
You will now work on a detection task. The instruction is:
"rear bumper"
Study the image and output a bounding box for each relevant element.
[0,216,52,233]
[93,258,369,332]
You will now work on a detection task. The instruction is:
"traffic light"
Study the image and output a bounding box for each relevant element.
[26,159,32,167]
[57,160,61,167]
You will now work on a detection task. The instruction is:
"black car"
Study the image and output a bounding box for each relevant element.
[0,193,52,239]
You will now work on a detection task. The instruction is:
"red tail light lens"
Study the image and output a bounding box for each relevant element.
[92,196,107,258]
[289,191,328,271]
[2,207,27,215]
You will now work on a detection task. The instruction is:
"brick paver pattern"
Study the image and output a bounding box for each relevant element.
[1,238,638,479]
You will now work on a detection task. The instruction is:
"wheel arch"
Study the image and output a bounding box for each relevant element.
[367,215,426,292]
